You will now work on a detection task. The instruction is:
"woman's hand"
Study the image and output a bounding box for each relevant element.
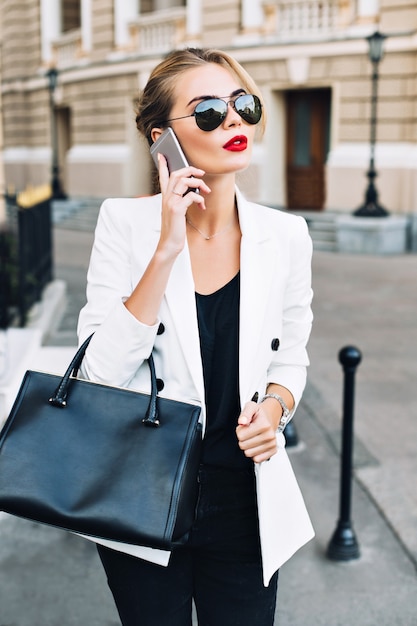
[123,154,209,326]
[236,400,281,464]
[157,154,211,258]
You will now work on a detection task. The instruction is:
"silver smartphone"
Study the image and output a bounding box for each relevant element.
[150,127,190,173]
[150,127,198,194]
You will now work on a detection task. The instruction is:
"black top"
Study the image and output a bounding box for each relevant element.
[196,272,251,469]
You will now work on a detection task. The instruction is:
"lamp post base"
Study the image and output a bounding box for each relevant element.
[51,167,67,200]
[283,420,298,447]
[52,186,67,201]
[354,198,389,217]
[327,521,360,561]
[353,170,389,217]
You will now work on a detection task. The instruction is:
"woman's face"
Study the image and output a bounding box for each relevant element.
[165,63,258,177]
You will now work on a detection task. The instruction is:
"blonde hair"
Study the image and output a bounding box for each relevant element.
[135,48,265,145]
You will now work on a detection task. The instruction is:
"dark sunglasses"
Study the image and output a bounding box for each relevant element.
[163,94,262,132]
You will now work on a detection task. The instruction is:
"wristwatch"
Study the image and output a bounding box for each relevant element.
[261,393,292,433]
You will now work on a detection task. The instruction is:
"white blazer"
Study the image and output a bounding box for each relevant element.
[77,188,315,586]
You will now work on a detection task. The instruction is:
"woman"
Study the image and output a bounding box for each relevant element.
[78,47,314,626]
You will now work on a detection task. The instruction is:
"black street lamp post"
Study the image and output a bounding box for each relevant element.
[46,67,66,200]
[354,31,388,217]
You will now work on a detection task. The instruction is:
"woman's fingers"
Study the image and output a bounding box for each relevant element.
[158,154,210,198]
[236,402,278,463]
[171,175,211,199]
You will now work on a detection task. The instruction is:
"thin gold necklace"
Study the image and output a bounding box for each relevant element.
[186,215,235,240]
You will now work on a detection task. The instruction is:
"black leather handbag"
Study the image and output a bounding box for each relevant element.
[0,335,202,549]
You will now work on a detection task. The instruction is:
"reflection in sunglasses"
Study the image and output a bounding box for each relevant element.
[163,94,262,132]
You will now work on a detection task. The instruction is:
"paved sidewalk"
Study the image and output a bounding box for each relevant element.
[1,201,416,625]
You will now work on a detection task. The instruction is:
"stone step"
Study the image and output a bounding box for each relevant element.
[310,227,336,241]
[52,198,102,232]
[0,328,42,425]
[297,211,338,252]
[312,240,338,252]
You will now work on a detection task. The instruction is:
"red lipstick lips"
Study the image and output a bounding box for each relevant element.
[223,135,248,152]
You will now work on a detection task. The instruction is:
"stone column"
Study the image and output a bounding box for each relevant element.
[81,0,92,52]
[186,0,202,39]
[241,0,263,32]
[114,0,138,48]
[40,0,61,63]
[357,0,380,19]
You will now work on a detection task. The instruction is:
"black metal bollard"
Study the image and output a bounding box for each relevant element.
[327,346,362,561]
[284,419,298,447]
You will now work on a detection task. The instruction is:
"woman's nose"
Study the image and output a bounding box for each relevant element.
[224,100,241,126]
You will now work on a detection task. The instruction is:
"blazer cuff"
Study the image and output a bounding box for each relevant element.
[266,365,307,413]
[80,298,160,386]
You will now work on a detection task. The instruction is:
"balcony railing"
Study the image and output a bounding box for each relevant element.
[52,28,84,69]
[129,7,187,55]
[263,0,353,39]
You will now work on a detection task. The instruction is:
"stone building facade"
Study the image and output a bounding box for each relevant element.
[0,0,416,214]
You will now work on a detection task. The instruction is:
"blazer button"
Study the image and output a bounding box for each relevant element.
[156,378,165,392]
[271,338,280,351]
[157,323,165,335]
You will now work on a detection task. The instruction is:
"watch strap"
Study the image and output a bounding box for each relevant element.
[261,393,292,433]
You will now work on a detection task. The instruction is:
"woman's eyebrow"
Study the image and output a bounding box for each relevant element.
[186,88,246,107]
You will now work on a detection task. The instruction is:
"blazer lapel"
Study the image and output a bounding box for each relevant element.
[164,241,205,406]
[237,191,277,404]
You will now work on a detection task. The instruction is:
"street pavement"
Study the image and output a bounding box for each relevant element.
[0,199,416,625]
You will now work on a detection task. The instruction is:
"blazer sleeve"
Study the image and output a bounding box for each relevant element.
[77,199,160,386]
[267,215,313,408]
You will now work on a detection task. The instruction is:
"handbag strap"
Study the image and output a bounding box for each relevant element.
[48,334,160,427]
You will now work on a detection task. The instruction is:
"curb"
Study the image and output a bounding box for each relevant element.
[26,279,67,344]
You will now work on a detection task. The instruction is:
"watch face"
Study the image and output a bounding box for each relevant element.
[280,414,289,426]
[277,412,289,433]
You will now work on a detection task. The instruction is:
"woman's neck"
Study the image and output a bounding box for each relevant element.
[187,174,237,230]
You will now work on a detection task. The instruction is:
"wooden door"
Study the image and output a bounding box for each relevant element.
[286,89,331,210]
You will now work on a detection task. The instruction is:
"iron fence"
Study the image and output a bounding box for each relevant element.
[1,194,53,328]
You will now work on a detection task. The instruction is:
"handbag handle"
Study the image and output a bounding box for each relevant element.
[48,334,160,427]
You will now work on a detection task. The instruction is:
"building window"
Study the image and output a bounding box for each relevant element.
[141,0,186,13]
[62,0,81,33]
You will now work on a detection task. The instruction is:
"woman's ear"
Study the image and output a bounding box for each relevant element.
[150,127,164,144]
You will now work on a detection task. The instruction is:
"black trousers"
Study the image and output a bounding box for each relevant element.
[97,465,278,626]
